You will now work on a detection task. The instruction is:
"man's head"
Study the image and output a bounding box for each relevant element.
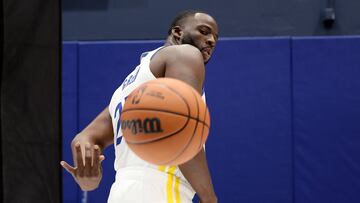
[167,10,219,64]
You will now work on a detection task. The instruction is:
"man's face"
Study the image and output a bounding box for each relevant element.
[180,13,219,64]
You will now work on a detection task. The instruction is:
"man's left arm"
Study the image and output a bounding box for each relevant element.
[179,149,217,203]
[157,45,217,203]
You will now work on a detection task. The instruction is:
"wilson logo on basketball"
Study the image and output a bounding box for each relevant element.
[121,118,163,134]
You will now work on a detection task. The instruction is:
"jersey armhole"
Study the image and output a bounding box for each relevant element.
[150,46,166,61]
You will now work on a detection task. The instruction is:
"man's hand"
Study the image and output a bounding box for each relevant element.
[60,142,105,191]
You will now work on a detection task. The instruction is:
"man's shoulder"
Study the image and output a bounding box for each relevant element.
[155,44,202,62]
[161,44,201,54]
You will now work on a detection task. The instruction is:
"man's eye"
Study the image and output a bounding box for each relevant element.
[200,30,208,35]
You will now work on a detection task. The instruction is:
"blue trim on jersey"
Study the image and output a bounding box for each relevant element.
[116,136,122,145]
[140,52,148,60]
[114,102,122,136]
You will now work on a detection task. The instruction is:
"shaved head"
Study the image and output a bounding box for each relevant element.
[167,10,206,35]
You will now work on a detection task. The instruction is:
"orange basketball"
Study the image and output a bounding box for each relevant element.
[120,78,210,166]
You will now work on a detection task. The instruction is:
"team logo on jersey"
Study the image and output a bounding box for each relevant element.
[121,117,163,134]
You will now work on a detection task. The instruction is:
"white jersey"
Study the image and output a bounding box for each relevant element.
[108,47,196,202]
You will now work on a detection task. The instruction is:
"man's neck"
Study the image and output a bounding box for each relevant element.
[164,36,180,46]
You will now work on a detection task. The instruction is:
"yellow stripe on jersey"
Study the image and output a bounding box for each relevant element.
[168,166,177,175]
[158,166,181,203]
[158,165,166,172]
[167,167,176,203]
[175,176,181,203]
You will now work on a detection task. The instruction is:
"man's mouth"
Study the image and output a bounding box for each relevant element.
[200,47,212,58]
[201,47,212,56]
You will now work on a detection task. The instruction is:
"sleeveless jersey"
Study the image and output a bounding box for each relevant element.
[108,47,196,197]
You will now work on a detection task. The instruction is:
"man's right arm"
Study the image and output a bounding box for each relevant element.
[61,107,114,191]
[72,107,114,151]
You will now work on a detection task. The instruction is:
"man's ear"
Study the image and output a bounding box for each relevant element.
[171,26,183,41]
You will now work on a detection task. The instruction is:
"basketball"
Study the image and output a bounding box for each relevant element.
[120,78,210,166]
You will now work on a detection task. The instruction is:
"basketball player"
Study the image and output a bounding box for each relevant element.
[61,10,218,203]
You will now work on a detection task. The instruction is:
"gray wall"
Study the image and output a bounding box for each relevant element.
[62,0,360,40]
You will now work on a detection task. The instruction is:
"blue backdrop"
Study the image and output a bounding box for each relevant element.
[62,37,360,203]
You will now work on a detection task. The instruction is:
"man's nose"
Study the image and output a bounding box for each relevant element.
[206,35,216,47]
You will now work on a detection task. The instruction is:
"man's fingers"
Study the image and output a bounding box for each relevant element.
[92,145,100,166]
[75,142,84,168]
[84,143,92,176]
[92,145,101,175]
[99,155,105,162]
[60,161,75,175]
[74,142,85,177]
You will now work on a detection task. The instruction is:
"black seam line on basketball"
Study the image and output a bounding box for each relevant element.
[124,82,192,145]
[161,88,202,165]
[121,108,209,129]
